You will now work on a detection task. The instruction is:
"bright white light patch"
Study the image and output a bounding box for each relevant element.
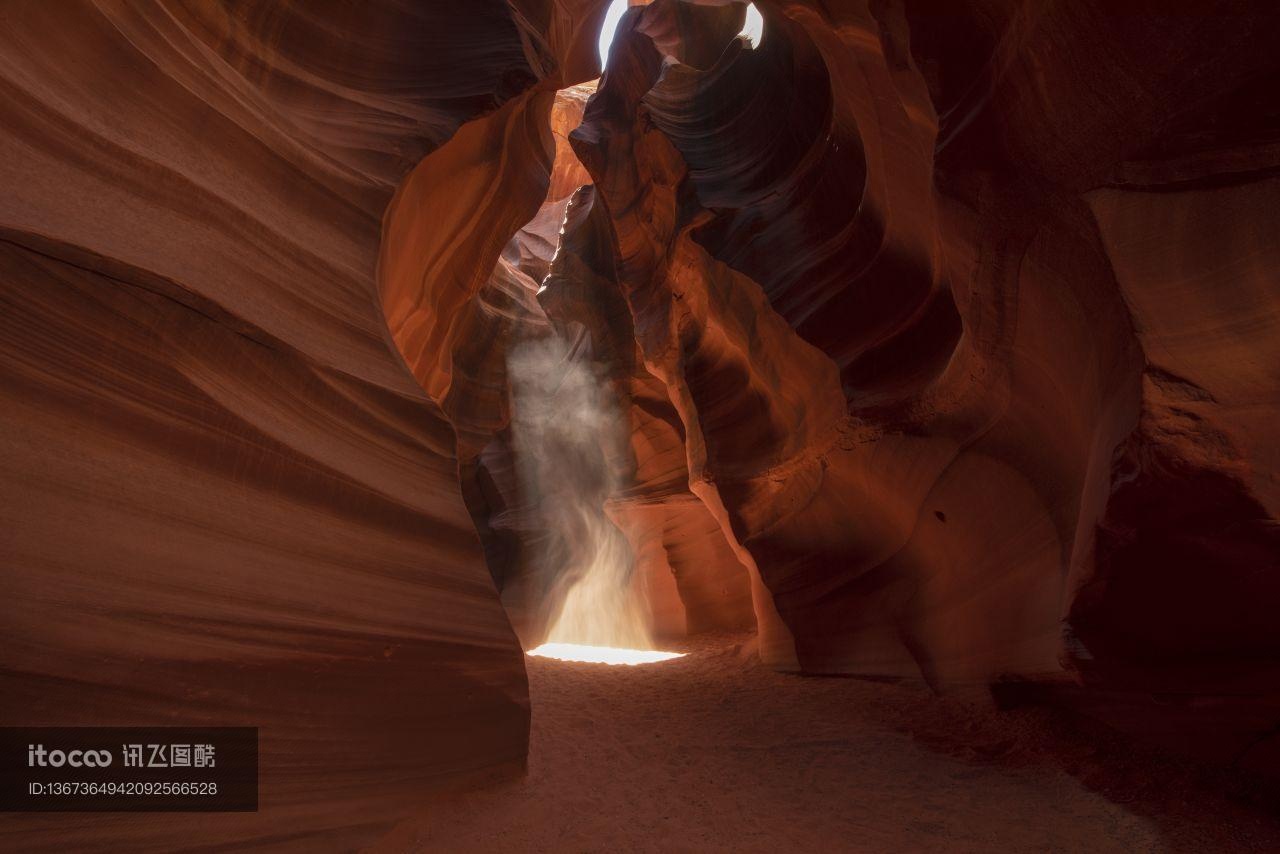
[598,0,629,71]
[739,3,764,47]
[599,2,764,70]
[527,642,686,666]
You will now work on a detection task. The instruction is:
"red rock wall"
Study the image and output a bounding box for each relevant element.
[382,60,757,647]
[4,10,1278,848]
[0,1,578,847]
[564,0,1280,770]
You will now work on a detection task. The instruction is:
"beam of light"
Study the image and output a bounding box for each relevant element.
[508,336,657,655]
[598,0,629,71]
[527,642,686,666]
[739,3,764,47]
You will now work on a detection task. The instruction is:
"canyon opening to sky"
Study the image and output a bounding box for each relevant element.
[2,1,1279,852]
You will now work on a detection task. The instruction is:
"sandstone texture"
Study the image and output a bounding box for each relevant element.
[2,1,1278,848]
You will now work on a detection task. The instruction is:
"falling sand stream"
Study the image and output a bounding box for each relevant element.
[506,330,678,664]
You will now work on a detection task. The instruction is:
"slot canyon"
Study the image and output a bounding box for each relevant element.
[1,0,1278,850]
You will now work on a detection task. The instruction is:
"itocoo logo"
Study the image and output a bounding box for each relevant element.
[27,744,112,767]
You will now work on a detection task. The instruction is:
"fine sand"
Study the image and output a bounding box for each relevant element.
[373,634,1280,852]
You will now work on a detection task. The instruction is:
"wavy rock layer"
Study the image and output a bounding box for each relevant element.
[372,0,1279,777]
[3,9,1279,854]
[560,0,1280,773]
[0,1,597,848]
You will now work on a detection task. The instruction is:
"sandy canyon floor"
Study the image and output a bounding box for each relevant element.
[374,634,1280,853]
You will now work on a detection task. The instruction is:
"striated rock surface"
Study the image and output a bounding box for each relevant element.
[4,9,1279,852]
[0,1,604,848]
[559,0,1280,772]
[385,57,758,647]
[368,0,1280,775]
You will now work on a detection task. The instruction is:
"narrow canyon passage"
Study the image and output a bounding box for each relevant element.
[369,3,1280,850]
[2,1,1279,850]
[376,635,1280,853]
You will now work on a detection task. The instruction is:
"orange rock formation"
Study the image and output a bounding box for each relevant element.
[2,1,1278,847]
